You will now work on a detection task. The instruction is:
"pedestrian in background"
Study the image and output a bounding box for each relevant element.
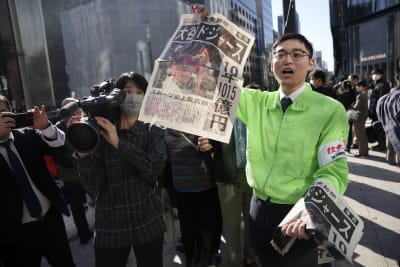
[204,82,259,267]
[369,68,390,152]
[56,97,93,245]
[0,95,74,267]
[348,74,359,92]
[210,117,257,267]
[73,72,166,267]
[165,130,222,267]
[336,79,357,152]
[348,73,360,149]
[352,80,369,157]
[383,72,400,165]
[309,69,336,98]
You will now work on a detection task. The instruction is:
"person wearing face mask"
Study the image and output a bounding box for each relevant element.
[72,72,166,267]
[368,69,390,152]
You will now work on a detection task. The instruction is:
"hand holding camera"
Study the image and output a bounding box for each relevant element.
[0,113,19,138]
[3,112,33,129]
[32,105,51,130]
[94,116,119,149]
[1,105,50,130]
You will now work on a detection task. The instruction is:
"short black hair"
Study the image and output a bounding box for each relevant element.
[348,74,359,80]
[115,72,148,93]
[310,69,326,82]
[371,68,384,75]
[272,33,314,58]
[357,80,367,87]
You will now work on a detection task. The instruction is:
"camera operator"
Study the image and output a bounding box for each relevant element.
[72,72,166,267]
[0,95,74,266]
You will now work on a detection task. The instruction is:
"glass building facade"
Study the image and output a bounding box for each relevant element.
[60,0,183,99]
[0,0,192,107]
[1,0,273,106]
[262,0,274,47]
[229,0,264,86]
[330,0,400,83]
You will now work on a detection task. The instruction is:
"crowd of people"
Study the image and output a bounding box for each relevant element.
[0,3,399,267]
[309,67,398,164]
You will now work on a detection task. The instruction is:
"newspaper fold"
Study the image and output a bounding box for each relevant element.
[139,13,254,143]
[271,179,364,264]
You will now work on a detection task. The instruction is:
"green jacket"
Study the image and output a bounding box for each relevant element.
[237,84,349,204]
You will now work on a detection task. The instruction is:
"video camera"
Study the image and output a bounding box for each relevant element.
[65,79,126,153]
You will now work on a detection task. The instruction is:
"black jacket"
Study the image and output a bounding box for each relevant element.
[213,133,239,183]
[369,79,390,120]
[54,120,80,181]
[164,129,214,191]
[0,129,69,247]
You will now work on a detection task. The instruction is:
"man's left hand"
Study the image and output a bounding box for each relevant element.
[32,105,50,130]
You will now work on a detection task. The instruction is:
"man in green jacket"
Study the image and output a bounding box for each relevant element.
[192,4,349,266]
[237,33,349,266]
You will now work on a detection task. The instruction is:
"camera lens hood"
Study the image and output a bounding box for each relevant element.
[66,118,100,153]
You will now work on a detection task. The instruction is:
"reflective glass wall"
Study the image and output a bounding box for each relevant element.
[346,0,400,23]
[60,0,181,98]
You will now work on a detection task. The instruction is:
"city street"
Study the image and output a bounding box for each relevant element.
[42,149,400,267]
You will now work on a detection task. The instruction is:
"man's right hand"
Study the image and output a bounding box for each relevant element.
[191,3,209,21]
[0,112,15,137]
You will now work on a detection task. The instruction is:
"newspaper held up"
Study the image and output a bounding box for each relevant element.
[271,178,364,265]
[138,13,255,143]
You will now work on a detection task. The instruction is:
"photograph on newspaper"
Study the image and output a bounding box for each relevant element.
[272,179,364,264]
[139,13,254,143]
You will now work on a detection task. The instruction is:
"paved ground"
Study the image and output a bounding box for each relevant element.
[41,148,400,267]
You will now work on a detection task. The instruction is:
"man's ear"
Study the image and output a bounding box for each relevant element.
[308,58,315,72]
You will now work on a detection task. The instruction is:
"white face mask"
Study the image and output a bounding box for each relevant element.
[120,94,144,116]
[372,74,382,81]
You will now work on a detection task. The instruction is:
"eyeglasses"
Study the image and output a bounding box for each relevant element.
[272,49,310,61]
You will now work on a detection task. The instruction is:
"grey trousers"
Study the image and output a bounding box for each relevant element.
[217,168,256,267]
[353,121,368,156]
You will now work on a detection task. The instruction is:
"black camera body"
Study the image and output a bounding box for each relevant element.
[5,112,34,129]
[66,79,126,153]
[79,80,124,124]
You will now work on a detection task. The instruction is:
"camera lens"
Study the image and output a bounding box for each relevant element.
[66,118,100,153]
